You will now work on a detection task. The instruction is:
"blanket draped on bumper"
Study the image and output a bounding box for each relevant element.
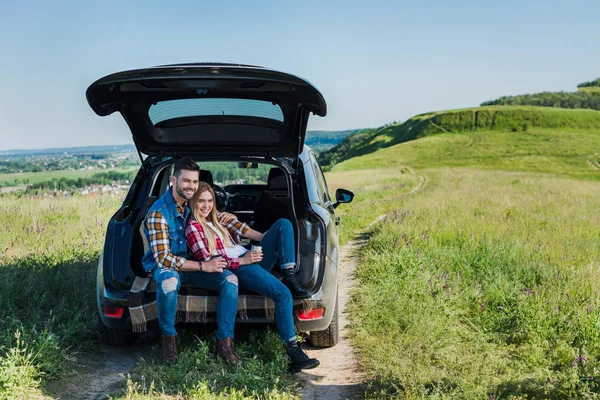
[128,276,275,333]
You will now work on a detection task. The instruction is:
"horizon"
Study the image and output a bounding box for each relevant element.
[1,0,599,151]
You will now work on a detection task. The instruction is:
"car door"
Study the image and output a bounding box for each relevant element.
[307,151,339,267]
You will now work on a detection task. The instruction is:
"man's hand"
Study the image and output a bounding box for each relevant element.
[240,250,263,266]
[202,257,228,273]
[218,212,236,224]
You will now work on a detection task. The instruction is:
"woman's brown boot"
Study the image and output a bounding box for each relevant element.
[215,338,240,366]
[162,335,178,364]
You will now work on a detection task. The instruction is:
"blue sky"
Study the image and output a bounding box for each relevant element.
[0,0,598,150]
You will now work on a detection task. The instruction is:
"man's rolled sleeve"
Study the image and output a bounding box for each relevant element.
[146,211,186,270]
[220,214,249,242]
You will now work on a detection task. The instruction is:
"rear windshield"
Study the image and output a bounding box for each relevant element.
[148,98,284,125]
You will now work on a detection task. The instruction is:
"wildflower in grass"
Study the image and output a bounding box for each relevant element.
[572,356,588,368]
[524,287,535,295]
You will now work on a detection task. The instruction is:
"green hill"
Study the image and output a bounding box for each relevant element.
[325,105,600,400]
[320,106,600,169]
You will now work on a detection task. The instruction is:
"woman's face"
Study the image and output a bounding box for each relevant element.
[195,189,214,219]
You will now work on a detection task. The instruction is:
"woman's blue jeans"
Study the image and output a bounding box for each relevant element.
[232,218,297,342]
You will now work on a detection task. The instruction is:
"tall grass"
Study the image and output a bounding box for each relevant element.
[0,193,122,399]
[327,124,600,397]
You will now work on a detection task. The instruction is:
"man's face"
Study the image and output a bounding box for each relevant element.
[172,169,199,201]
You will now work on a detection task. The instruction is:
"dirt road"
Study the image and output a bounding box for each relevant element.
[297,231,370,400]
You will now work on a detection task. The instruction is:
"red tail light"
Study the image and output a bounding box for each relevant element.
[102,306,124,318]
[296,307,325,321]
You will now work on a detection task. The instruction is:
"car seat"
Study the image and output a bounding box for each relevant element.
[253,168,290,232]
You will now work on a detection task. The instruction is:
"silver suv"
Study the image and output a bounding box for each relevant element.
[87,63,354,348]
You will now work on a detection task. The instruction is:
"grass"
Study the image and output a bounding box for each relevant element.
[121,330,298,399]
[0,193,123,399]
[578,87,600,93]
[334,128,600,180]
[326,124,600,398]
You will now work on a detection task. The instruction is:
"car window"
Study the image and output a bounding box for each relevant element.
[309,153,331,205]
[148,98,284,125]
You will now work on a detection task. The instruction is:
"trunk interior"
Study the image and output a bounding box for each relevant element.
[124,160,321,296]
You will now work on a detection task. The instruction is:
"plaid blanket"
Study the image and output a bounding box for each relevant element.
[128,276,275,333]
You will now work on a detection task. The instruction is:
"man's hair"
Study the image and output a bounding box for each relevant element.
[173,157,200,178]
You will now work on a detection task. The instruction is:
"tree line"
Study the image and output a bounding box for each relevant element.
[577,77,600,88]
[26,171,137,193]
[481,90,600,110]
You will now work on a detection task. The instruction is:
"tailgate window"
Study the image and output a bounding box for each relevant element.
[149,98,284,125]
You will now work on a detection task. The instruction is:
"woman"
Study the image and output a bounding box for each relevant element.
[184,182,319,371]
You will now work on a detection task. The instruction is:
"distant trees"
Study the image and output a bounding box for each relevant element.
[481,91,600,111]
[318,129,378,168]
[577,78,600,88]
[26,171,137,193]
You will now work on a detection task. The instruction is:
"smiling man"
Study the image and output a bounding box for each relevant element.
[141,157,205,363]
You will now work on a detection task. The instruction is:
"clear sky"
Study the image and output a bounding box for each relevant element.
[0,0,598,150]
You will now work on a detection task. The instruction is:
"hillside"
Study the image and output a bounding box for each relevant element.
[305,129,363,153]
[320,106,600,169]
[324,102,600,399]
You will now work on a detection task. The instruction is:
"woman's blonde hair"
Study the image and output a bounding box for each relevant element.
[189,182,234,255]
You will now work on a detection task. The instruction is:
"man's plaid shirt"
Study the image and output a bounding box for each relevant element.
[145,201,188,271]
[185,217,249,270]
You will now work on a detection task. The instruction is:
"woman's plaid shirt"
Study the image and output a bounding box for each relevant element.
[185,217,249,270]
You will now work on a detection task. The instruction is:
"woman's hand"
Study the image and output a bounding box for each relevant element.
[202,257,228,273]
[240,250,263,266]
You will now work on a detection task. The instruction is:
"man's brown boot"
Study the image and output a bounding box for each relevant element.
[215,338,240,366]
[162,335,178,364]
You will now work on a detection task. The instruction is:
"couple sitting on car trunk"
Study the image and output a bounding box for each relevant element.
[141,157,319,372]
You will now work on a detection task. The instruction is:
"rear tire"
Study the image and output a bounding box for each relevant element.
[308,292,339,347]
[98,318,136,346]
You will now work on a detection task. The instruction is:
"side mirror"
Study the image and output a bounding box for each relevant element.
[238,161,258,169]
[333,188,354,208]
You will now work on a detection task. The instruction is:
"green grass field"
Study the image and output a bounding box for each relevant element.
[327,121,600,398]
[2,104,600,399]
[0,166,138,186]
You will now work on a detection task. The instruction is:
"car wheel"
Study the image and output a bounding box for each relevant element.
[309,292,339,347]
[97,317,136,346]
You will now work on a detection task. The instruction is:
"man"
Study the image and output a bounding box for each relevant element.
[141,158,240,364]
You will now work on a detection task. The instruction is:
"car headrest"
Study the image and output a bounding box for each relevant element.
[267,168,287,190]
[199,170,214,186]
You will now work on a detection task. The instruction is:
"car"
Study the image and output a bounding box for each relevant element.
[86,63,354,348]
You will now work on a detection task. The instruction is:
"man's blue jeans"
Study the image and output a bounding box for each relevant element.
[153,267,238,339]
[232,218,297,342]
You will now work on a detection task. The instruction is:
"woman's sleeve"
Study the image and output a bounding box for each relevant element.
[185,220,212,262]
